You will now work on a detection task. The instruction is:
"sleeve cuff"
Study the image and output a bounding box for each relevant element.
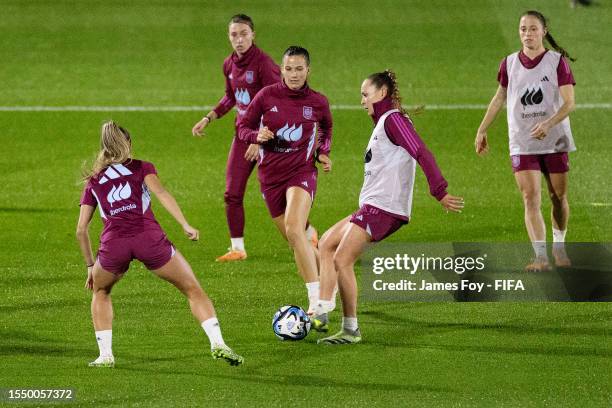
[433,189,448,201]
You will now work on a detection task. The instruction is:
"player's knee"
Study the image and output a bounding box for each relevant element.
[319,232,337,254]
[180,280,203,299]
[284,222,304,247]
[224,190,243,206]
[548,190,567,205]
[521,189,540,209]
[93,286,112,296]
[333,250,353,271]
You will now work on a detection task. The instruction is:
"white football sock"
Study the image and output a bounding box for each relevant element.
[314,299,335,315]
[306,281,320,311]
[95,330,113,357]
[230,238,245,252]
[330,285,338,309]
[342,317,358,332]
[531,241,547,260]
[552,228,566,243]
[201,317,226,349]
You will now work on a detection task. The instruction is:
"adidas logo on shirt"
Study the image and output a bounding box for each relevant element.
[302,181,308,188]
[99,164,133,185]
[271,106,278,112]
[541,76,549,82]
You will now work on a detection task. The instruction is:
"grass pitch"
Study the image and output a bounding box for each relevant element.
[1,1,610,406]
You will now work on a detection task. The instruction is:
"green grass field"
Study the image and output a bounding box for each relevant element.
[1,1,611,406]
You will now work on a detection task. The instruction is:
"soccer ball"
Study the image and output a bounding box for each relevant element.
[272,305,311,340]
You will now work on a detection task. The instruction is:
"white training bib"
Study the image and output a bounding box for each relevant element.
[506,50,575,155]
[359,109,416,218]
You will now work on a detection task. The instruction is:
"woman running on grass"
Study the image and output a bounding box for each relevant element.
[475,10,576,271]
[237,46,333,318]
[77,121,243,367]
[312,70,463,344]
[192,14,319,262]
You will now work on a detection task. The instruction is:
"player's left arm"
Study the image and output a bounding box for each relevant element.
[385,114,463,212]
[76,204,95,289]
[530,84,575,139]
[316,98,333,172]
[144,174,199,241]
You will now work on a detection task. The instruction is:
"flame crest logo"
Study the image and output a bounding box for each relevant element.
[520,84,544,107]
[107,182,132,207]
[276,123,303,142]
[234,88,251,105]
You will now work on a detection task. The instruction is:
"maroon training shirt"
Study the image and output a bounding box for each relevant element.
[213,44,281,129]
[237,80,333,186]
[80,160,162,243]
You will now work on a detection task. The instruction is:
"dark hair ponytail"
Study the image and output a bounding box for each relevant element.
[522,10,576,62]
[367,70,423,117]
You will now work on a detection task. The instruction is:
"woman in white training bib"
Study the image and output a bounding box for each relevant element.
[313,70,463,344]
[476,10,576,271]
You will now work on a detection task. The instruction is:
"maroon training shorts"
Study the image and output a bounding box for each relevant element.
[97,229,175,274]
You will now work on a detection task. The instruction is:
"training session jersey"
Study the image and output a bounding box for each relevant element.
[498,50,576,155]
[237,81,333,186]
[359,98,448,218]
[212,44,281,131]
[80,160,161,243]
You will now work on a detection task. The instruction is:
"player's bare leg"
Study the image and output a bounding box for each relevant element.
[515,170,550,271]
[89,264,122,367]
[318,217,351,302]
[283,187,320,313]
[545,172,571,267]
[153,251,243,366]
[310,216,350,331]
[334,224,371,318]
[152,251,215,322]
[284,187,317,283]
[318,223,370,345]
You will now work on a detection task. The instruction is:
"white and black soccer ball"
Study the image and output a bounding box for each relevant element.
[272,305,311,340]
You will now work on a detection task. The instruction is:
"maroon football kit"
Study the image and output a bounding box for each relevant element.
[212,44,281,236]
[238,80,333,217]
[80,160,174,274]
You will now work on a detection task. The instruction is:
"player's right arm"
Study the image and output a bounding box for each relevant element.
[144,174,199,241]
[237,89,274,144]
[476,85,507,155]
[192,60,236,137]
[76,203,96,290]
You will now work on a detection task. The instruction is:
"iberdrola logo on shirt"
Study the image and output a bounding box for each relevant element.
[519,84,544,107]
[276,123,303,141]
[234,88,251,105]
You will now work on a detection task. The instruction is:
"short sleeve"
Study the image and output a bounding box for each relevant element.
[79,182,97,207]
[557,56,576,87]
[141,161,157,177]
[497,58,508,88]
